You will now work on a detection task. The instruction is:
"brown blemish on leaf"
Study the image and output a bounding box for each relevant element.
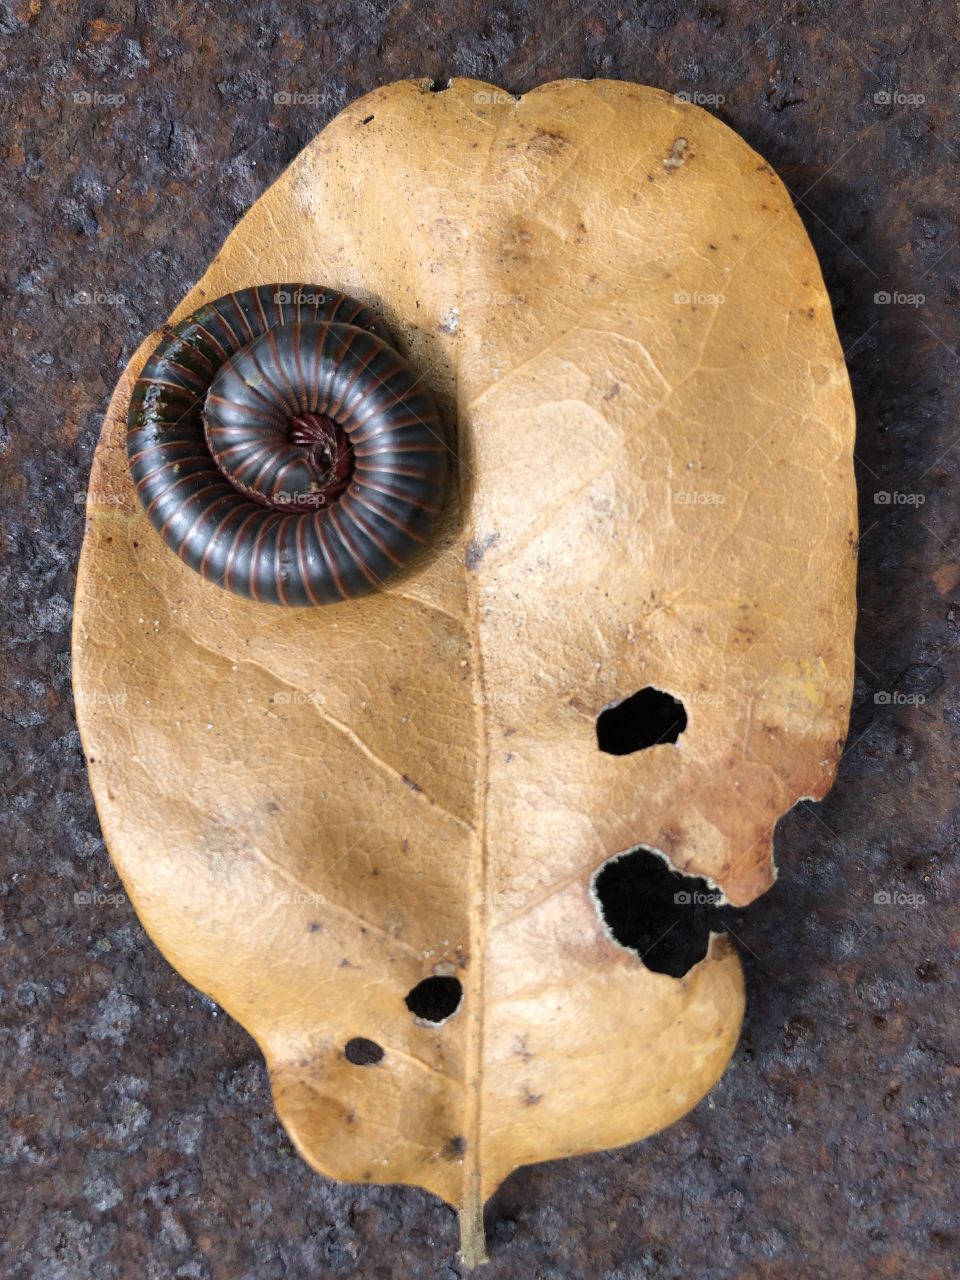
[528,128,568,156]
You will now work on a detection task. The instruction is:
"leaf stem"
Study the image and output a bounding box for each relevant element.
[458,1183,489,1270]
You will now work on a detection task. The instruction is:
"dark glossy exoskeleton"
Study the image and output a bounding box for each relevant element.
[127,284,447,605]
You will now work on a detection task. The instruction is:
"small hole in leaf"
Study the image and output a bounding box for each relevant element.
[592,846,724,977]
[596,686,687,755]
[405,976,463,1023]
[344,1037,384,1066]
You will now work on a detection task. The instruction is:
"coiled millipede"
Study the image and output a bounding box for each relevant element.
[127,284,447,606]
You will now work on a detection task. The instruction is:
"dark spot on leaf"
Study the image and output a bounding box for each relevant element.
[465,530,499,569]
[345,1037,384,1066]
[443,1134,467,1158]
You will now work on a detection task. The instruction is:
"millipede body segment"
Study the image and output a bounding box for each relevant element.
[127,284,447,605]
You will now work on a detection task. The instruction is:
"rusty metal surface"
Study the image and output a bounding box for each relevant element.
[1,3,957,1277]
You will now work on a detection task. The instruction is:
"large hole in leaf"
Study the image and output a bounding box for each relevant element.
[405,976,463,1023]
[596,686,687,755]
[592,846,725,977]
[344,1037,384,1066]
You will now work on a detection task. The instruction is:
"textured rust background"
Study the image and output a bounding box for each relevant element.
[1,3,958,1278]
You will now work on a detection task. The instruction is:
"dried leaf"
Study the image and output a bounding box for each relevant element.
[73,78,856,1263]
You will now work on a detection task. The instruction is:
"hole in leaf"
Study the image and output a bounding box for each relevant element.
[596,686,687,755]
[405,976,463,1023]
[344,1036,384,1066]
[592,846,725,977]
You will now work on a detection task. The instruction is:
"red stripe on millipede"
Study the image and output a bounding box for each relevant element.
[193,320,231,364]
[247,516,274,603]
[315,516,348,599]
[347,493,426,543]
[328,506,380,589]
[227,291,256,343]
[344,503,403,566]
[275,516,293,605]
[296,517,322,606]
[358,478,442,513]
[222,508,261,594]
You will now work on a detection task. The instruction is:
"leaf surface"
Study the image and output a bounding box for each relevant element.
[73,77,856,1256]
